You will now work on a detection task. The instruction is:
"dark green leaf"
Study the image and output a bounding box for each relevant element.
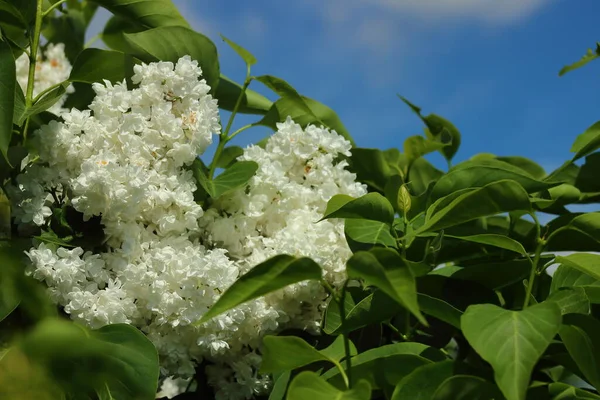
[391,360,455,400]
[551,265,600,304]
[348,148,392,191]
[417,180,532,235]
[432,375,502,400]
[121,26,220,91]
[287,372,371,400]
[91,0,190,29]
[420,232,527,255]
[220,34,256,66]
[41,8,86,62]
[417,293,463,329]
[0,241,23,322]
[260,335,355,374]
[0,39,15,161]
[344,219,397,247]
[216,146,244,169]
[18,83,69,125]
[548,382,600,399]
[322,193,395,224]
[461,302,562,400]
[69,48,134,84]
[215,75,272,114]
[196,255,322,324]
[559,313,600,390]
[211,161,258,198]
[21,319,159,399]
[346,249,426,325]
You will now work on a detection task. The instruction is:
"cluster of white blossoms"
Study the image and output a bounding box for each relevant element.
[11,55,366,399]
[15,43,74,115]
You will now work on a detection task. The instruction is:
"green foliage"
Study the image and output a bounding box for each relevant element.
[2,1,600,399]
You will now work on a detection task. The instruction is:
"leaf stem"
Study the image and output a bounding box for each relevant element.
[228,122,256,141]
[208,78,251,179]
[523,212,546,309]
[23,0,44,142]
[339,280,352,389]
[41,0,67,18]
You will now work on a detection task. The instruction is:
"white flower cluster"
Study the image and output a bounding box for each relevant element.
[15,43,74,115]
[12,56,366,399]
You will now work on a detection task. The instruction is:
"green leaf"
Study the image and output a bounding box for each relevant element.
[260,335,355,374]
[255,75,316,118]
[391,360,455,400]
[41,8,86,62]
[546,287,590,315]
[570,121,600,161]
[196,255,322,324]
[211,161,258,198]
[559,313,600,390]
[441,259,533,291]
[496,156,546,180]
[404,135,449,163]
[287,372,371,400]
[551,265,600,304]
[417,293,463,329]
[417,180,531,235]
[559,43,600,76]
[344,219,397,247]
[269,370,291,400]
[547,213,600,247]
[0,188,9,239]
[69,48,134,84]
[91,0,190,29]
[321,342,445,390]
[548,382,600,399]
[216,146,244,169]
[346,249,426,325]
[576,153,600,193]
[398,95,461,162]
[20,319,159,399]
[432,375,503,400]
[13,83,25,126]
[258,95,355,146]
[220,34,256,66]
[324,290,403,335]
[430,159,559,203]
[348,148,392,191]
[461,302,562,400]
[121,26,220,91]
[322,193,395,224]
[555,253,600,281]
[215,75,272,114]
[18,83,69,124]
[420,232,527,255]
[0,39,15,161]
[0,241,23,322]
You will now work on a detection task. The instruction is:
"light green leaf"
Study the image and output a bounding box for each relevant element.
[69,48,134,84]
[122,26,220,91]
[255,75,316,119]
[215,75,272,114]
[559,313,600,390]
[322,193,395,224]
[260,335,355,374]
[220,34,256,66]
[546,287,590,315]
[344,219,397,247]
[391,361,455,400]
[559,43,600,76]
[551,265,600,304]
[547,213,600,246]
[18,83,70,125]
[269,371,291,400]
[548,382,600,399]
[20,319,159,399]
[570,121,600,161]
[211,161,258,198]
[196,255,322,324]
[346,249,426,325]
[417,180,531,234]
[0,39,15,161]
[0,241,23,322]
[461,302,562,400]
[555,253,600,281]
[287,372,371,400]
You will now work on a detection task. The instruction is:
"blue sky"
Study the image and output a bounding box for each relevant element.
[90,0,600,175]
